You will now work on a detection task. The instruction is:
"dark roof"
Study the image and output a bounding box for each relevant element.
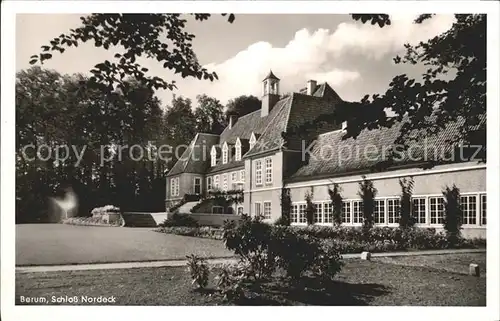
[166,133,219,177]
[287,114,486,182]
[263,70,280,81]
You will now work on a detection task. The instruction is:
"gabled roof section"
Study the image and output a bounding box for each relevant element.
[313,82,342,101]
[166,133,219,177]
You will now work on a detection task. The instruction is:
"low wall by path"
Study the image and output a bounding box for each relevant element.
[176,212,241,227]
[122,212,169,226]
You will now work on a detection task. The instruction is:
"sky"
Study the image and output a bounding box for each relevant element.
[16,13,456,108]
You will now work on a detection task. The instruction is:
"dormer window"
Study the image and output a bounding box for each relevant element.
[249,132,257,150]
[211,145,217,167]
[235,138,242,161]
[222,142,229,164]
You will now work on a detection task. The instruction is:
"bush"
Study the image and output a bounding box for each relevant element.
[279,187,292,226]
[62,216,124,227]
[91,205,121,216]
[222,215,344,282]
[186,254,210,289]
[399,177,416,228]
[223,215,276,280]
[160,213,199,227]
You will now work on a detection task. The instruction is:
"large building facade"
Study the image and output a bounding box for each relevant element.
[165,71,486,238]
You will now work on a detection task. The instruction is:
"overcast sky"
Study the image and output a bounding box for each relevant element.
[16,14,455,107]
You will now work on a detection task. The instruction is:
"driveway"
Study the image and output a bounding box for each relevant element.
[16,224,233,266]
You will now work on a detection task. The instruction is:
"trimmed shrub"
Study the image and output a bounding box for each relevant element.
[358,176,377,230]
[304,190,315,225]
[155,226,224,239]
[186,254,209,289]
[160,213,199,227]
[399,177,416,228]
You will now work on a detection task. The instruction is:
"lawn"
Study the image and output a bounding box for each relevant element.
[16,224,232,266]
[16,253,486,306]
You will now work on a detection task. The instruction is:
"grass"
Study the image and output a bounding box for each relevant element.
[16,224,232,266]
[16,253,486,306]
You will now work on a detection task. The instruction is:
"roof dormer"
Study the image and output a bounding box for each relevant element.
[249,132,257,150]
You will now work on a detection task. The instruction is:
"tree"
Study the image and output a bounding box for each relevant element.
[286,14,486,160]
[194,94,227,134]
[328,183,343,226]
[358,176,377,230]
[398,177,415,229]
[29,14,235,95]
[225,95,261,119]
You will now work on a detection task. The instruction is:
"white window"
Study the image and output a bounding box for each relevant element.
[353,201,363,224]
[342,201,351,224]
[387,199,400,224]
[481,194,486,225]
[313,203,323,224]
[265,157,273,184]
[255,160,263,185]
[170,177,179,197]
[298,204,307,224]
[240,170,245,183]
[207,177,212,191]
[412,198,426,224]
[324,202,333,224]
[235,138,242,161]
[254,202,262,217]
[222,142,229,164]
[461,195,477,225]
[193,177,201,194]
[249,132,257,150]
[214,175,220,189]
[211,146,217,167]
[374,199,386,224]
[263,201,272,219]
[237,206,244,215]
[429,197,444,225]
[212,206,224,214]
[231,171,237,183]
[222,174,228,191]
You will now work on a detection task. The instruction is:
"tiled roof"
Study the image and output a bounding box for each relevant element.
[166,133,219,177]
[287,114,486,182]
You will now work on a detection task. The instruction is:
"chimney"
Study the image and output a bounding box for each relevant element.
[307,80,317,95]
[229,115,238,129]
